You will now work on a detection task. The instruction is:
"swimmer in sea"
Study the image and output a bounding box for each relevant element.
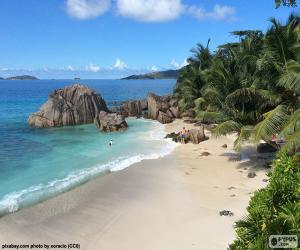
[109,139,113,147]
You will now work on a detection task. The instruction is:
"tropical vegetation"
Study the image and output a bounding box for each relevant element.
[229,152,300,249]
[174,14,300,153]
[174,12,300,249]
[275,0,297,8]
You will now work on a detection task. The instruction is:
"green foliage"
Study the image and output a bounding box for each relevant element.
[174,14,300,153]
[254,105,289,142]
[174,14,300,249]
[275,0,297,8]
[228,153,300,249]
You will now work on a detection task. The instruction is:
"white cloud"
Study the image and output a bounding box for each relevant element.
[151,66,158,71]
[0,67,9,71]
[66,0,111,19]
[188,4,236,21]
[65,0,236,23]
[181,58,189,67]
[66,65,75,71]
[170,59,180,69]
[113,58,127,70]
[86,63,101,72]
[170,59,189,69]
[116,0,184,22]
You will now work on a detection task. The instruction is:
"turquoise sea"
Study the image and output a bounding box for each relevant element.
[0,79,176,216]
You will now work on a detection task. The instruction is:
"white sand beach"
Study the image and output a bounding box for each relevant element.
[0,119,268,250]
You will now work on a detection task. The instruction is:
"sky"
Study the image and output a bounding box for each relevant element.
[0,0,297,79]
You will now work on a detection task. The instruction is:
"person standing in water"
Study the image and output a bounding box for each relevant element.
[109,139,113,147]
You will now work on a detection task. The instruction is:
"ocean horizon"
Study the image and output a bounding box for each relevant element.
[0,79,176,216]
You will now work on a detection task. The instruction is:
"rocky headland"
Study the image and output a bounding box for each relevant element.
[28,83,205,140]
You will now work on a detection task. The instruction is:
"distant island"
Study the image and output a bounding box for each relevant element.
[121,69,178,80]
[0,75,39,80]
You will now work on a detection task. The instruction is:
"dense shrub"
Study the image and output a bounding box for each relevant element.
[228,153,300,249]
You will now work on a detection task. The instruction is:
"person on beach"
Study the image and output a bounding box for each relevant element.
[109,139,113,147]
[180,127,187,144]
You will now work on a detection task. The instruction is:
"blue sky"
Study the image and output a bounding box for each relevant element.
[0,0,297,79]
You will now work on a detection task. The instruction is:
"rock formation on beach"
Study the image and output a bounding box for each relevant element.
[94,111,128,132]
[165,127,207,144]
[110,93,180,124]
[146,93,179,124]
[188,128,206,144]
[28,84,109,128]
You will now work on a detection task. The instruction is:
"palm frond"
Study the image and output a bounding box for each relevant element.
[280,109,300,137]
[212,120,242,137]
[280,129,300,153]
[196,111,227,124]
[278,60,300,92]
[234,126,254,151]
[254,105,289,142]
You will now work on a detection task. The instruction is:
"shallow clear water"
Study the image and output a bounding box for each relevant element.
[0,79,176,215]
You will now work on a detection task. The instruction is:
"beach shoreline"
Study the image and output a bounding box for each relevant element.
[0,119,268,250]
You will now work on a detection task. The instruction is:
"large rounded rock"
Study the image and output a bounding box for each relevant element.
[188,127,207,144]
[94,111,128,132]
[169,106,180,118]
[121,99,148,117]
[157,111,173,124]
[28,84,109,128]
[180,109,196,118]
[147,93,172,122]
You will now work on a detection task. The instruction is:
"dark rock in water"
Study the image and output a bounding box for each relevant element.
[257,143,277,153]
[28,84,109,128]
[222,144,228,148]
[219,210,234,216]
[165,132,180,143]
[188,127,207,144]
[201,152,211,156]
[94,111,128,132]
[247,172,257,178]
[165,132,177,139]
